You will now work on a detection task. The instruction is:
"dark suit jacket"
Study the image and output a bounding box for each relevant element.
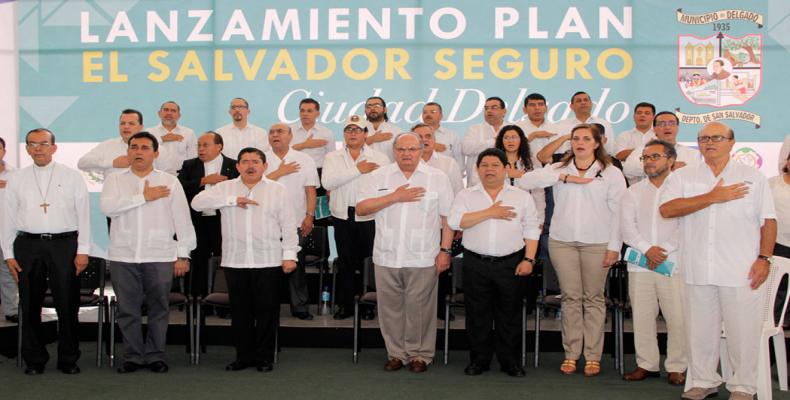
[178,155,239,222]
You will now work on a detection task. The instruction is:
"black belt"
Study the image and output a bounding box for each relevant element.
[18,231,78,240]
[465,249,522,262]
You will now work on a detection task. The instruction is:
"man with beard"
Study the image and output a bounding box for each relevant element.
[364,96,402,161]
[216,98,269,159]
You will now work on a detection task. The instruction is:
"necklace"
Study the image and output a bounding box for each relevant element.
[574,158,594,172]
[33,164,56,214]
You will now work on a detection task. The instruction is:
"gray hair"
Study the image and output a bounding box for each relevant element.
[392,132,424,150]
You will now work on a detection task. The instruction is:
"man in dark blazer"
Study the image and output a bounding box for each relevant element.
[178,131,239,296]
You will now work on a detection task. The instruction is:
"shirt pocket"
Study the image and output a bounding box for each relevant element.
[419,191,439,214]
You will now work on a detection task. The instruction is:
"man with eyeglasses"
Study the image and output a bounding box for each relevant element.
[356,132,454,373]
[2,129,91,375]
[620,139,687,386]
[264,123,319,321]
[148,101,196,175]
[462,97,508,186]
[321,115,390,320]
[79,109,147,179]
[622,112,701,184]
[421,102,465,171]
[216,98,269,159]
[536,91,615,164]
[364,96,402,161]
[660,122,777,400]
[614,102,656,162]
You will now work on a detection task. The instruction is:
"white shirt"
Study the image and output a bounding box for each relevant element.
[622,143,701,184]
[200,155,224,216]
[769,175,790,248]
[216,123,270,160]
[505,156,547,223]
[290,123,336,167]
[148,124,197,175]
[433,126,465,172]
[779,134,790,175]
[78,137,131,178]
[448,184,541,257]
[100,169,196,263]
[462,122,501,186]
[554,116,615,155]
[0,164,15,234]
[515,119,560,160]
[357,162,453,268]
[321,145,390,221]
[424,152,464,195]
[264,149,320,227]
[365,121,402,161]
[2,162,91,259]
[191,177,299,268]
[519,161,626,251]
[620,178,680,273]
[661,160,776,287]
[615,128,655,154]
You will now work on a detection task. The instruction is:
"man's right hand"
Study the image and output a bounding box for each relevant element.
[488,201,516,221]
[143,180,171,201]
[112,156,130,168]
[371,131,393,143]
[528,131,556,141]
[391,184,425,203]
[707,179,749,204]
[0,179,6,189]
[6,259,20,282]
[236,197,259,209]
[276,161,301,177]
[644,246,668,269]
[200,173,228,186]
[357,160,379,174]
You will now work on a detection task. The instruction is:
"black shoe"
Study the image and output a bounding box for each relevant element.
[438,312,455,321]
[24,365,44,375]
[333,307,353,320]
[361,307,375,320]
[256,361,273,372]
[464,363,490,376]
[225,361,250,371]
[501,365,526,377]
[148,361,169,373]
[117,361,146,374]
[292,311,314,321]
[57,364,81,375]
[4,314,18,323]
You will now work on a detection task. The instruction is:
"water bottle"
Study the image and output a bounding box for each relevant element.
[320,286,331,315]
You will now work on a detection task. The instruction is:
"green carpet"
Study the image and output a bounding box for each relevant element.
[0,345,787,400]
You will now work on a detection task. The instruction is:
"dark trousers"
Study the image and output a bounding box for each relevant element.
[225,267,282,365]
[463,250,525,368]
[288,230,310,314]
[332,208,375,309]
[15,235,80,367]
[190,216,222,296]
[774,242,790,325]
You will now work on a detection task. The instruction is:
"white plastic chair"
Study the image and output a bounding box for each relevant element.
[720,256,789,400]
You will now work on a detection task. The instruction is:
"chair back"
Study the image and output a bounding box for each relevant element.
[81,257,106,297]
[450,257,463,295]
[766,256,790,329]
[207,256,228,294]
[361,257,376,294]
[301,226,328,260]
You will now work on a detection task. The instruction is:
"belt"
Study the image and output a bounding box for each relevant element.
[17,231,78,240]
[465,249,522,262]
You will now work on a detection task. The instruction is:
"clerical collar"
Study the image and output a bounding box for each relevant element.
[33,161,55,171]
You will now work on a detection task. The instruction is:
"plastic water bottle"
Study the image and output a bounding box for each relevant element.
[320,286,331,315]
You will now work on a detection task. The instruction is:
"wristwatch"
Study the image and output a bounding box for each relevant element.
[440,247,452,255]
[758,255,773,265]
[523,257,535,264]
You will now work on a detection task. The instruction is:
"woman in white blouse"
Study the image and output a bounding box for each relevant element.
[496,125,546,223]
[517,123,626,377]
[769,152,790,327]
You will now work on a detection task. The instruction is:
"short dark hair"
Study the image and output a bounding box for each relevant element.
[634,102,655,114]
[476,148,508,168]
[366,96,388,121]
[424,102,443,113]
[714,60,724,66]
[485,96,506,109]
[0,136,4,149]
[159,101,180,112]
[571,91,589,103]
[203,131,224,147]
[237,147,266,163]
[128,131,159,152]
[784,152,790,174]
[232,97,249,108]
[524,93,547,107]
[644,139,677,160]
[592,123,606,135]
[299,98,320,111]
[121,109,143,125]
[25,128,55,145]
[653,111,680,126]
[410,123,432,132]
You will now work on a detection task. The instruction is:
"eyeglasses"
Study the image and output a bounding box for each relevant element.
[344,127,364,134]
[365,103,383,109]
[484,105,502,111]
[395,147,420,154]
[697,135,732,143]
[655,121,678,127]
[639,154,669,162]
[230,105,248,110]
[26,142,52,149]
